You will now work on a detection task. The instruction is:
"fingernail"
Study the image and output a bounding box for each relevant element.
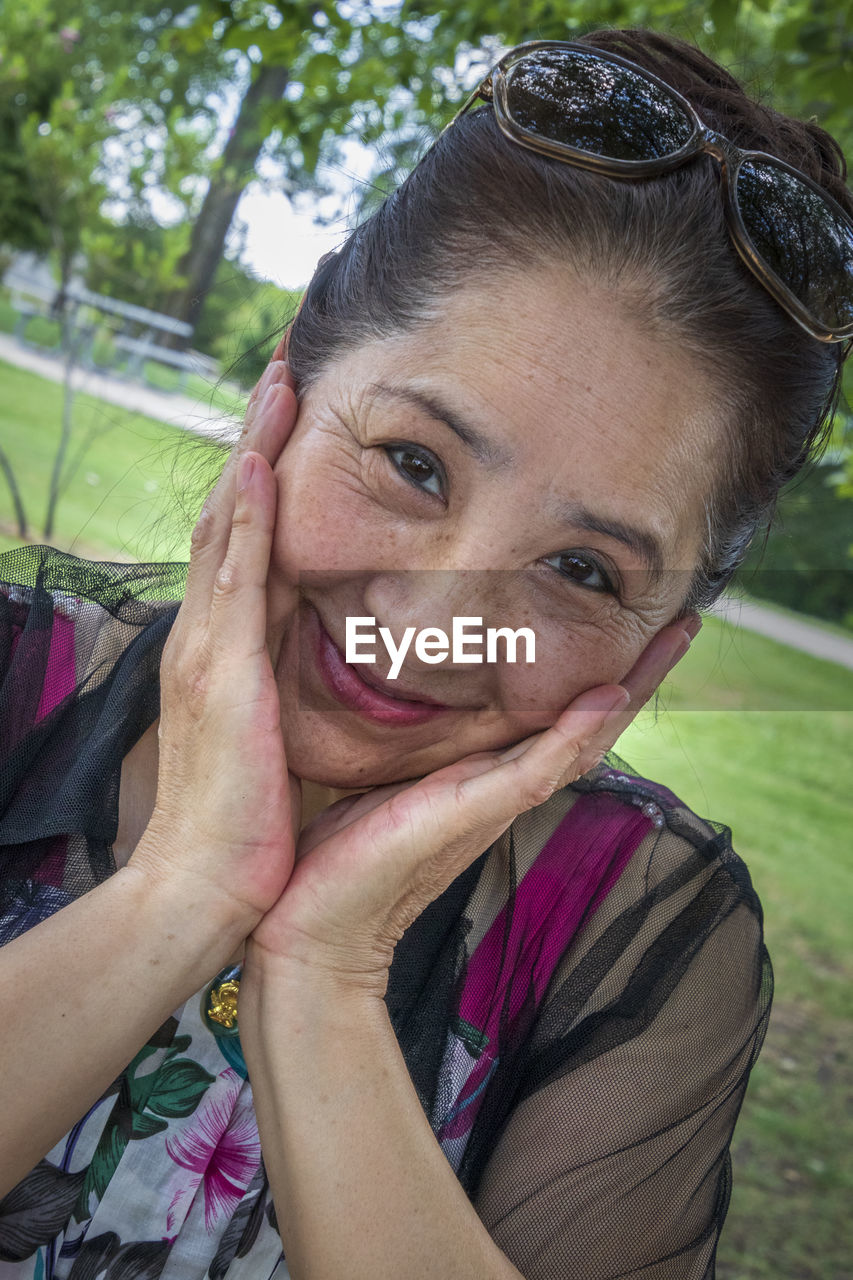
[260,382,284,412]
[238,454,255,492]
[682,614,703,641]
[590,687,631,723]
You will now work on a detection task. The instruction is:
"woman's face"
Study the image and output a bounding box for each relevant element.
[267,268,722,788]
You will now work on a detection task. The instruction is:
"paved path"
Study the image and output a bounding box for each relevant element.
[707,593,853,672]
[3,335,853,671]
[0,332,241,440]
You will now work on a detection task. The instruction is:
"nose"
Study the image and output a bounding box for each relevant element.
[362,568,528,673]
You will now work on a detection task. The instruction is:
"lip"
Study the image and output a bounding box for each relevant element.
[306,603,455,726]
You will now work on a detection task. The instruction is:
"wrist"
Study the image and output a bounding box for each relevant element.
[118,855,257,975]
[240,936,390,1030]
[243,907,396,1001]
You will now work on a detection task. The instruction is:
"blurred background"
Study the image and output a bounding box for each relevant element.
[0,3,851,1276]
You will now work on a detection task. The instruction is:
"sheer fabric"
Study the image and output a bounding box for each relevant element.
[0,546,773,1279]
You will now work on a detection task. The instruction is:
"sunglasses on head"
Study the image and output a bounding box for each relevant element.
[443,40,853,347]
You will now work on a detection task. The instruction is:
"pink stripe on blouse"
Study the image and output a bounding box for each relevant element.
[35,609,77,722]
[439,794,654,1142]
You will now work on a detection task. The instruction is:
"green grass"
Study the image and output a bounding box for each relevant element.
[0,296,18,334]
[0,357,226,562]
[0,357,850,1278]
[621,707,853,1279]
[656,615,853,712]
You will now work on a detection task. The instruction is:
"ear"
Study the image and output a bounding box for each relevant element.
[272,290,309,363]
[272,329,291,363]
[273,312,299,363]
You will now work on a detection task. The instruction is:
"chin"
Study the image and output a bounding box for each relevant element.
[281,713,443,789]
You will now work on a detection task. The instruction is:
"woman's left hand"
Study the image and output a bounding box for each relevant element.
[245,619,697,991]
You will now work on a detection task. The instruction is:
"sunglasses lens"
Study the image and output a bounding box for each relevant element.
[504,48,695,161]
[736,158,853,333]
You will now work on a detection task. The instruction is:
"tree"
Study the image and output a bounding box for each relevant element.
[3,1,852,548]
[163,62,290,340]
[154,0,407,339]
[0,0,231,306]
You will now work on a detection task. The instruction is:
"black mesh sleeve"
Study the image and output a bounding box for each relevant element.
[470,819,773,1279]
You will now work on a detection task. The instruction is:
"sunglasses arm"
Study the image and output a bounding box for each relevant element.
[441,73,495,136]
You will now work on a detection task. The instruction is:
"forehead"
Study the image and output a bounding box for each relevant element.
[336,269,725,567]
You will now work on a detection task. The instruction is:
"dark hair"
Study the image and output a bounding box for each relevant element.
[284,26,853,613]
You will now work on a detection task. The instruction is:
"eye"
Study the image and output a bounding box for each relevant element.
[542,551,618,596]
[383,443,446,498]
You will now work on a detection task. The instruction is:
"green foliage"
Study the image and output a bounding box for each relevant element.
[83,218,193,316]
[736,462,853,628]
[0,0,105,274]
[3,0,853,496]
[75,1031,214,1218]
[21,315,61,348]
[0,0,225,289]
[192,259,302,387]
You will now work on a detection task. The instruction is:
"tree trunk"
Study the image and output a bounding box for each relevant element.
[0,446,28,539]
[43,305,78,541]
[164,63,290,346]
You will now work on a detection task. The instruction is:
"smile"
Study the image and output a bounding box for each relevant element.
[305,602,456,726]
[345,616,536,677]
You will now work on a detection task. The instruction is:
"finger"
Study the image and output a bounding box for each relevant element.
[455,684,632,823]
[546,619,699,779]
[244,323,296,419]
[296,793,365,861]
[620,618,699,705]
[182,380,298,630]
[202,359,295,539]
[609,611,701,696]
[296,779,421,860]
[430,617,700,815]
[244,356,296,432]
[205,450,278,658]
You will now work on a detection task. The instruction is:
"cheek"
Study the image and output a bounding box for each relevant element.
[270,432,387,575]
[494,614,649,725]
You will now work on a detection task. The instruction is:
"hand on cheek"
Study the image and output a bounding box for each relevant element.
[609,613,702,731]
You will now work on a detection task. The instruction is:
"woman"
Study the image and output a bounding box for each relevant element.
[1,25,851,1280]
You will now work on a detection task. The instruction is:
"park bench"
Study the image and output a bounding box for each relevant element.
[8,279,62,346]
[110,333,220,391]
[13,297,55,344]
[4,269,219,391]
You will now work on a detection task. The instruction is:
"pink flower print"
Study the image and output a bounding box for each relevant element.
[165,1067,261,1235]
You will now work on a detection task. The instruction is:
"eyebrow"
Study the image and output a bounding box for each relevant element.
[368,382,512,467]
[368,380,668,584]
[555,500,667,588]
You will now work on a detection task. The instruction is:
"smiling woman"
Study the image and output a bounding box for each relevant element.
[1,23,852,1280]
[267,269,716,790]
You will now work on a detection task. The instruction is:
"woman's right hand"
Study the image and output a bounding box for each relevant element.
[127,357,302,934]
